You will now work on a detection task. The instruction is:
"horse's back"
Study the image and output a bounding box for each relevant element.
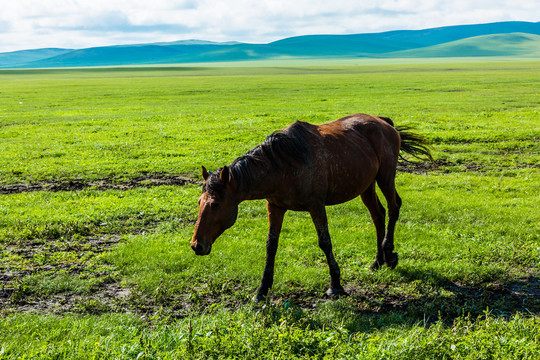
[319,114,398,141]
[314,113,400,161]
[310,114,400,205]
[268,114,400,209]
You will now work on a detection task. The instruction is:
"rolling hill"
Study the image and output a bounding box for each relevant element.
[386,33,540,58]
[1,21,539,68]
[0,48,73,68]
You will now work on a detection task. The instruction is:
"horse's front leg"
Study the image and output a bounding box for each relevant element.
[255,201,286,302]
[309,205,346,296]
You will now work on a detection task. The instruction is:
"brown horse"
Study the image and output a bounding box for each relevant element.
[191,113,431,301]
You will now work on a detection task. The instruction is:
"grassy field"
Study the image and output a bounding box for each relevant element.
[0,61,539,359]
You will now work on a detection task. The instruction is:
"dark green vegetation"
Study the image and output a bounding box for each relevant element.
[0,61,539,358]
[1,21,539,68]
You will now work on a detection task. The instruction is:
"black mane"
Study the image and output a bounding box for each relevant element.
[219,121,312,193]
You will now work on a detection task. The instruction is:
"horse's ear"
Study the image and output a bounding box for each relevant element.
[202,166,210,181]
[220,166,230,185]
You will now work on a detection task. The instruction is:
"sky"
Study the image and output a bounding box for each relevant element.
[1,0,538,53]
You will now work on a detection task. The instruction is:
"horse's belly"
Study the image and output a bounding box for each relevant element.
[324,160,378,205]
[324,185,365,205]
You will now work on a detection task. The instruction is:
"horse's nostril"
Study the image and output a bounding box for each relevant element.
[192,243,204,254]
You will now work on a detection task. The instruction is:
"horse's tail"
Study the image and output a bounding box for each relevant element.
[379,116,433,161]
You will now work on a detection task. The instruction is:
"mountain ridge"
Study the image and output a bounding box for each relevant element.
[1,21,539,68]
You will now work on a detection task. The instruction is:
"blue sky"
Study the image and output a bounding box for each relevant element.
[1,0,538,52]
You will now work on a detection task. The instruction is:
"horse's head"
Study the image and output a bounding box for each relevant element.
[191,165,239,255]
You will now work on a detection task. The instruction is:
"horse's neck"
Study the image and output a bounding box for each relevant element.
[234,162,280,202]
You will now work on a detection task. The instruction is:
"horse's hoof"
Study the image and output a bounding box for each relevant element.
[253,294,267,303]
[325,287,347,297]
[369,260,382,271]
[385,252,399,269]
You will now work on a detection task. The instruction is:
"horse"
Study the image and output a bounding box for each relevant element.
[191,113,432,301]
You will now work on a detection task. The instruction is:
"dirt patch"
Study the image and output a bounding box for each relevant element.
[398,159,539,174]
[0,234,125,314]
[1,281,132,315]
[0,173,200,195]
[397,159,449,173]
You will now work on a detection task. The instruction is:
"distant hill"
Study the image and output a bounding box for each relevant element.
[1,21,539,68]
[386,33,540,58]
[0,48,73,68]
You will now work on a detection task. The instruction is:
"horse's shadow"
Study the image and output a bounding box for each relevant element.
[281,266,539,332]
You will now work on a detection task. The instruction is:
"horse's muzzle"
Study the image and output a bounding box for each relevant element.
[191,241,212,256]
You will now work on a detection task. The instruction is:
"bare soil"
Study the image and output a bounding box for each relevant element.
[398,159,539,174]
[0,234,126,314]
[0,173,200,195]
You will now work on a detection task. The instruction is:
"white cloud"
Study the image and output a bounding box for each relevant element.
[0,0,537,52]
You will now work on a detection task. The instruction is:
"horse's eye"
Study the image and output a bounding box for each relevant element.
[210,202,220,209]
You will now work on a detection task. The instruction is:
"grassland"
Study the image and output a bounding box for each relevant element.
[0,61,539,359]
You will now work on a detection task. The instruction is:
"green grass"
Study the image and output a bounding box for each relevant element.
[1,310,539,359]
[1,62,539,182]
[0,61,539,359]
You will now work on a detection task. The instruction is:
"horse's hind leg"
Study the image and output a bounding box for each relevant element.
[376,169,402,269]
[360,183,386,270]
